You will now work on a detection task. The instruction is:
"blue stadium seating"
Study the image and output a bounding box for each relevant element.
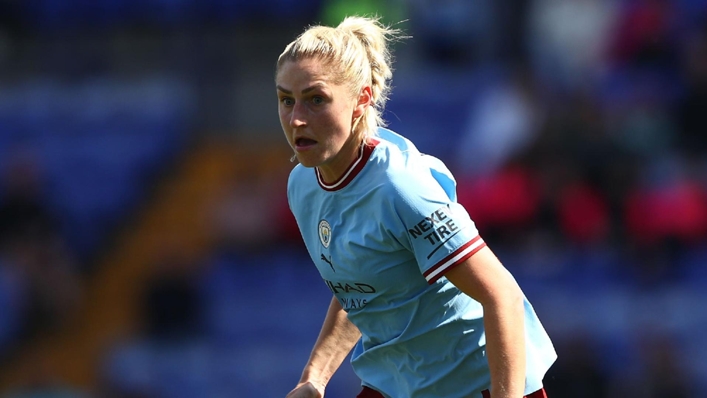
[0,77,194,261]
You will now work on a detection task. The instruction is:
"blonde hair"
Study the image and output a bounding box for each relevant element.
[276,16,402,141]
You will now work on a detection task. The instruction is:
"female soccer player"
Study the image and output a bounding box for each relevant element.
[276,16,556,398]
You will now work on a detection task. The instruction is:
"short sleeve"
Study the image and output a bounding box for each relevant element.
[390,156,487,284]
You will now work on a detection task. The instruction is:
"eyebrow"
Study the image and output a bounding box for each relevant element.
[276,83,325,95]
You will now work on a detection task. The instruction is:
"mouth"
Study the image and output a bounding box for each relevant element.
[294,137,318,150]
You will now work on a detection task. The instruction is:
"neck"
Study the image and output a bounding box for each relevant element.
[317,136,364,184]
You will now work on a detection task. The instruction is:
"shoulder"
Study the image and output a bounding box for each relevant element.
[369,128,420,175]
[370,131,457,202]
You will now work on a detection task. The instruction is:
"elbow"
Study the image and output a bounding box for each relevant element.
[483,281,525,316]
[508,283,524,307]
[505,282,525,311]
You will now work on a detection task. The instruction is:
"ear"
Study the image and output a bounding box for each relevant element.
[352,85,372,120]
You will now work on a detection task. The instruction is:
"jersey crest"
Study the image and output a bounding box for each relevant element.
[318,219,331,248]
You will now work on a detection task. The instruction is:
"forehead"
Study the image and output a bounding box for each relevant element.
[276,58,337,87]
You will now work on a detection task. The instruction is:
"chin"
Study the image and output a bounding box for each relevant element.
[295,155,318,168]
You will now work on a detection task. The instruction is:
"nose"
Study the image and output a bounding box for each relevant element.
[289,102,306,128]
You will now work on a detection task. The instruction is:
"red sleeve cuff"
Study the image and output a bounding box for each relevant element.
[423,236,486,284]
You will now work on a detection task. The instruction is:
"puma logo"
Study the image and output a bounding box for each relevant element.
[321,254,335,272]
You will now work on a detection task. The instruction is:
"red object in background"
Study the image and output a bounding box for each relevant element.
[557,182,611,245]
[275,188,302,244]
[624,179,707,245]
[610,0,675,63]
[482,388,548,398]
[457,166,540,230]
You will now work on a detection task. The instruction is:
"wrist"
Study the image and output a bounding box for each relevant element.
[299,368,329,391]
[489,386,525,398]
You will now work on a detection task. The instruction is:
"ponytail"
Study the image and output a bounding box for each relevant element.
[336,16,398,137]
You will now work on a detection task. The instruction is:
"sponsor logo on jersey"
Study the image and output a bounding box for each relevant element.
[407,205,462,259]
[321,253,335,272]
[324,279,377,294]
[318,219,331,248]
[324,279,376,310]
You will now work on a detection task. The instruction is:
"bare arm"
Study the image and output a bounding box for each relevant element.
[286,296,361,398]
[445,246,526,398]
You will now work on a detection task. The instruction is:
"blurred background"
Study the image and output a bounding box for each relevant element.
[0,0,706,397]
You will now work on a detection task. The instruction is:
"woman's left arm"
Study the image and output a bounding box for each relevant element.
[445,246,526,398]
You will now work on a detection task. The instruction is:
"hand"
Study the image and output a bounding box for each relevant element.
[286,381,325,398]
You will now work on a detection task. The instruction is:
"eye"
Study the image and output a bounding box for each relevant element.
[280,97,294,106]
[312,96,325,105]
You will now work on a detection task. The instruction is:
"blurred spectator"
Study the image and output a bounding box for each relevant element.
[495,0,532,63]
[0,148,81,348]
[457,165,541,245]
[622,168,707,285]
[527,0,618,90]
[207,173,285,253]
[624,175,707,247]
[518,92,636,247]
[454,65,542,178]
[0,148,59,253]
[556,181,611,246]
[677,23,707,158]
[609,0,679,70]
[408,0,498,65]
[608,94,677,161]
[6,237,81,342]
[140,247,202,343]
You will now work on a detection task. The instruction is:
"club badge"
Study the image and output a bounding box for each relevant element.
[318,219,331,248]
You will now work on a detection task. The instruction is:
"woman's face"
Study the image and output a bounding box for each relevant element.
[276,57,369,182]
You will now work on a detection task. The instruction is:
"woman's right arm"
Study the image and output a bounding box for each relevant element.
[286,296,361,398]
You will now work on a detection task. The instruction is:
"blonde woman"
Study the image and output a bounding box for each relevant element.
[276,16,556,398]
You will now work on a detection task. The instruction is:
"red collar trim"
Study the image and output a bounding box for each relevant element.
[316,138,379,191]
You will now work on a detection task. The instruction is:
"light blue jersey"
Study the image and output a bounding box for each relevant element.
[287,128,556,398]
